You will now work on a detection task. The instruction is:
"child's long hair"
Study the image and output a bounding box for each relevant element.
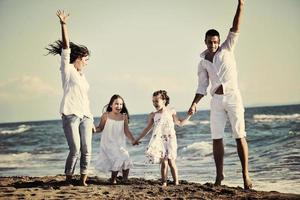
[153,90,170,106]
[103,94,130,122]
[45,40,90,64]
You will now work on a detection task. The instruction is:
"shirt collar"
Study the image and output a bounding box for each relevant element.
[200,46,221,59]
[200,49,208,58]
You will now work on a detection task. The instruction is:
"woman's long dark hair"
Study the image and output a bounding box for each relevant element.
[45,40,90,63]
[103,94,130,122]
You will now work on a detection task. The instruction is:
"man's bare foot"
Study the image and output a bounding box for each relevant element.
[214,174,224,186]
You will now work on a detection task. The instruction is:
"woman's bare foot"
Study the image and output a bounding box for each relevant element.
[80,181,88,186]
[80,174,88,186]
[65,175,73,186]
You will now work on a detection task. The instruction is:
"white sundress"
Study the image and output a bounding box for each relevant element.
[146,109,177,164]
[95,117,133,172]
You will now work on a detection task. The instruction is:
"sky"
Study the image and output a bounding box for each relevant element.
[0,0,299,123]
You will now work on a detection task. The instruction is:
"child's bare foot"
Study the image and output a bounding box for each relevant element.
[214,174,224,186]
[162,181,167,187]
[122,178,129,184]
[174,180,179,185]
[109,178,117,185]
[243,175,253,189]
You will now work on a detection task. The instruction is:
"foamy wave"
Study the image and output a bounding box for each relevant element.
[0,152,54,169]
[253,114,300,122]
[0,152,32,162]
[183,120,197,126]
[253,180,300,194]
[0,124,31,134]
[182,141,212,156]
[199,120,210,125]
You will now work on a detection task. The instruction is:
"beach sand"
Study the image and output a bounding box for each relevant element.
[0,175,299,200]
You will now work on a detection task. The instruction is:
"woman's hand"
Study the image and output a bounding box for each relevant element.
[56,10,70,25]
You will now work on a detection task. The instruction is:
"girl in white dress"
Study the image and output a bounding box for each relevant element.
[134,90,191,187]
[95,94,135,184]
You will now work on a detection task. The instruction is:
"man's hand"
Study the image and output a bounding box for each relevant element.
[188,103,197,115]
[132,139,141,146]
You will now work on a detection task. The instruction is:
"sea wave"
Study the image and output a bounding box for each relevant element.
[253,114,300,122]
[199,120,210,125]
[0,152,32,162]
[0,124,31,134]
[182,141,212,156]
[183,120,197,126]
[0,152,58,170]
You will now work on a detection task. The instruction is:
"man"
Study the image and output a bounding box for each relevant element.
[188,0,252,189]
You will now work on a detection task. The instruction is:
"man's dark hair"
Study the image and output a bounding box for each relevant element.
[205,29,220,40]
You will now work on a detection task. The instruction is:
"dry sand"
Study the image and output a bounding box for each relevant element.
[0,175,299,200]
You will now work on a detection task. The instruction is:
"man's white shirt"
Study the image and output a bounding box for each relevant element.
[196,31,240,96]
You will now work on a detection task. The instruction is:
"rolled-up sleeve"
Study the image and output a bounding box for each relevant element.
[196,62,209,95]
[60,48,71,87]
[221,31,239,51]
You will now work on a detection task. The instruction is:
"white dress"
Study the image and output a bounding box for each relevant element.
[96,117,133,172]
[146,109,177,164]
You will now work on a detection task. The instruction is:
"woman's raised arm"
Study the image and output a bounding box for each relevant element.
[56,10,70,49]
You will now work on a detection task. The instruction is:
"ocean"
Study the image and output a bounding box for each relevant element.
[0,104,299,194]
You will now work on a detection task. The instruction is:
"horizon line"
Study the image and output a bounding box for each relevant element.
[0,103,299,125]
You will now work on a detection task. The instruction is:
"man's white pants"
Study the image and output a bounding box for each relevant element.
[210,92,246,139]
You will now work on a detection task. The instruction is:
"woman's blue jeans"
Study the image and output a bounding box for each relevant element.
[62,114,93,175]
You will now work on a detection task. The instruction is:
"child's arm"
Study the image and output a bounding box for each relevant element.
[95,113,108,133]
[133,113,154,145]
[124,115,135,144]
[172,109,192,127]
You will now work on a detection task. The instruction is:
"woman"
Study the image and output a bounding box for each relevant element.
[46,10,93,186]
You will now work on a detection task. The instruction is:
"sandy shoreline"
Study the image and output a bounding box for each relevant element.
[0,175,299,200]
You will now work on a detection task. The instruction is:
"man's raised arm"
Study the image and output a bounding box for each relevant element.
[230,0,244,33]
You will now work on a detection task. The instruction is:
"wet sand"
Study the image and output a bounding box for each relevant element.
[0,175,299,200]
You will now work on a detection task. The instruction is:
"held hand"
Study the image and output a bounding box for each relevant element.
[132,140,140,146]
[56,10,70,24]
[188,104,197,115]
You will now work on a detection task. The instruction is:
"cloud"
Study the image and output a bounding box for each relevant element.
[0,75,60,101]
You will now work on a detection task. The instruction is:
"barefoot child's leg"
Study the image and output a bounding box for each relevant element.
[111,171,118,184]
[122,169,129,182]
[161,159,168,186]
[168,159,179,185]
